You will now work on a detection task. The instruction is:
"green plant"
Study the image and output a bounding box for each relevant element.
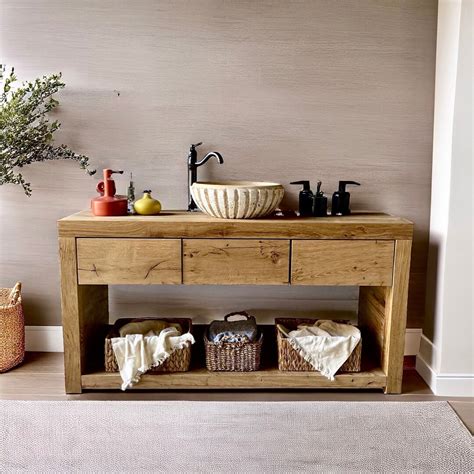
[0,66,95,196]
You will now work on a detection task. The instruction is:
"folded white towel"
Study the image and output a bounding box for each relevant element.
[284,320,361,381]
[111,327,195,390]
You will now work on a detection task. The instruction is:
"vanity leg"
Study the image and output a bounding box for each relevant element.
[383,240,412,394]
[59,237,82,393]
[59,237,109,394]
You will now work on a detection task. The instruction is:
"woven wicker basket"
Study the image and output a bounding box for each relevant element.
[104,318,192,373]
[276,318,361,373]
[0,282,25,373]
[204,334,263,372]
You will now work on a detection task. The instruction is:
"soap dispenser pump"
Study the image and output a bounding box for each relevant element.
[290,181,314,216]
[91,169,128,216]
[331,181,360,216]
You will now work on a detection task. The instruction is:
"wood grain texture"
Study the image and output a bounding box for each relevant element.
[358,241,412,394]
[60,238,109,393]
[292,240,394,286]
[183,239,290,285]
[383,240,412,394]
[60,211,413,240]
[77,238,181,285]
[358,286,387,366]
[58,237,82,393]
[81,367,387,390]
[62,230,411,392]
[0,0,437,326]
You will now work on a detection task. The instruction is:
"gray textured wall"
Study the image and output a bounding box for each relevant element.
[0,0,437,327]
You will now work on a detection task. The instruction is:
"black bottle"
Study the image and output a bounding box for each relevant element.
[313,181,328,217]
[290,181,314,216]
[331,181,360,216]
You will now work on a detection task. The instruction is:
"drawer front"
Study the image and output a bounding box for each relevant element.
[183,239,290,285]
[291,240,394,286]
[77,238,181,284]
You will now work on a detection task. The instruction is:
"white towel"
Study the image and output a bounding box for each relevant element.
[283,320,361,381]
[111,327,195,390]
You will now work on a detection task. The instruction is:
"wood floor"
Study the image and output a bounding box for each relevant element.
[1,352,472,433]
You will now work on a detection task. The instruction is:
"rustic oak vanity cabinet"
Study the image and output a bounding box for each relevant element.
[58,211,413,394]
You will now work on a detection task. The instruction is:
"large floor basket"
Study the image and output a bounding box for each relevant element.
[0,283,25,373]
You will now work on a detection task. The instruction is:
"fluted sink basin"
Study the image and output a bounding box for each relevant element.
[191,181,284,219]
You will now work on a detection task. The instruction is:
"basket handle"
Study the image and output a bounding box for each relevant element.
[9,282,21,305]
[276,324,290,337]
[224,311,252,322]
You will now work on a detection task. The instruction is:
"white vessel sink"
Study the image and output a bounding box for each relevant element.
[190,181,284,219]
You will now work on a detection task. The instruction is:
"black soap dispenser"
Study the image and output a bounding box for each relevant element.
[331,181,360,216]
[290,181,314,216]
[313,181,328,217]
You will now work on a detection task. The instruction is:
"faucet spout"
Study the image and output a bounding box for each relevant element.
[196,152,224,167]
[187,144,224,211]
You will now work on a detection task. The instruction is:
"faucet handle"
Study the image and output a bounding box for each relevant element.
[191,142,203,149]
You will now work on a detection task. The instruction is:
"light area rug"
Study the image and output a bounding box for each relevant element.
[0,401,471,473]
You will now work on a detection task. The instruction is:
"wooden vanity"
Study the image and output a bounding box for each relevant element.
[58,210,413,394]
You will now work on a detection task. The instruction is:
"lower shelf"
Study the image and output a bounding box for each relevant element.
[81,367,387,390]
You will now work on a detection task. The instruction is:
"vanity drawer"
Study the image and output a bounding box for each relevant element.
[77,238,181,285]
[291,240,394,286]
[183,239,290,285]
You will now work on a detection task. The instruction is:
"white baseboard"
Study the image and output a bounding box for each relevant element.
[416,353,474,397]
[25,325,422,355]
[25,326,64,352]
[404,328,422,356]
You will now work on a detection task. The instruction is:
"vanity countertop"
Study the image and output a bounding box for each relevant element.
[58,210,413,240]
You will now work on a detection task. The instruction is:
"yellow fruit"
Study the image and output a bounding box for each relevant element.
[133,190,162,215]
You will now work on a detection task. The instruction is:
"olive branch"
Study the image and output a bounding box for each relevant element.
[0,65,95,196]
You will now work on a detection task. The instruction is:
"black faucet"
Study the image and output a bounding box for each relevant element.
[187,142,224,211]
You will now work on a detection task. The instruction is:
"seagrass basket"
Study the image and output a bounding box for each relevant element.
[276,318,361,373]
[105,318,192,373]
[204,334,263,372]
[0,282,25,373]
